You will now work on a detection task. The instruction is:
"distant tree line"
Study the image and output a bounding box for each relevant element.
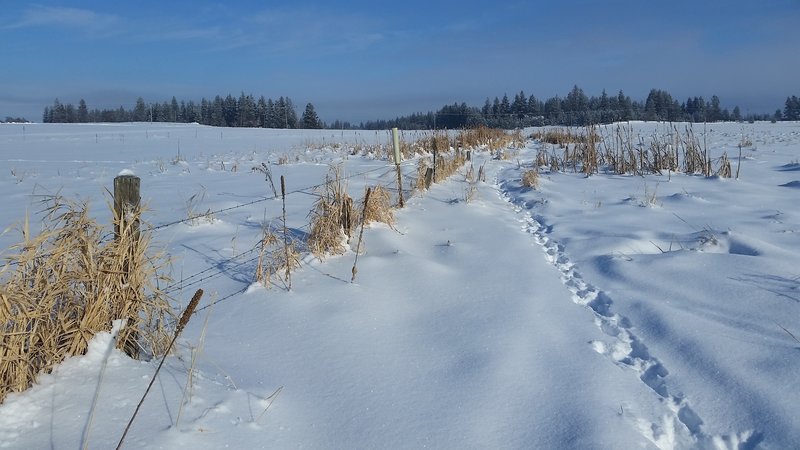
[42,93,325,129]
[359,87,799,130]
[2,116,31,123]
[41,87,798,130]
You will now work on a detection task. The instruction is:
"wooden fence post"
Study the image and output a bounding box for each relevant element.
[392,128,404,207]
[113,173,141,358]
[114,174,141,239]
[432,138,438,183]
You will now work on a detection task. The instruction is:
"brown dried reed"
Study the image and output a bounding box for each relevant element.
[537,124,729,178]
[307,165,352,259]
[254,228,300,288]
[0,196,174,404]
[521,169,540,188]
[359,185,394,227]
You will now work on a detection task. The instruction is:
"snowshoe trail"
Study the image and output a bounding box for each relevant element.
[494,174,760,450]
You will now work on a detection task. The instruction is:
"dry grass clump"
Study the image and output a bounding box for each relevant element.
[435,150,467,183]
[427,131,451,154]
[255,227,300,288]
[521,169,540,188]
[716,152,732,178]
[359,185,394,227]
[532,128,590,146]
[307,165,353,259]
[539,124,734,178]
[458,126,524,154]
[0,196,174,403]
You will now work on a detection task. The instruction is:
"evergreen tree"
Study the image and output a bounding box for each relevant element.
[499,94,511,115]
[257,96,268,127]
[78,99,89,122]
[266,98,279,128]
[170,96,180,122]
[200,98,210,124]
[512,91,527,120]
[133,97,147,122]
[491,97,500,118]
[481,98,492,117]
[564,85,589,125]
[222,94,237,126]
[617,90,633,121]
[527,94,542,117]
[784,96,800,121]
[51,99,67,123]
[210,96,225,126]
[544,96,562,124]
[709,95,722,122]
[302,103,323,129]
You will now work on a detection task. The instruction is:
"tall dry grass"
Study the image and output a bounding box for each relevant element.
[359,185,394,227]
[307,165,353,259]
[459,126,524,156]
[254,227,300,288]
[534,124,731,178]
[0,196,174,403]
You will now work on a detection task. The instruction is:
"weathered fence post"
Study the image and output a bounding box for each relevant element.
[432,137,438,183]
[114,174,141,239]
[392,127,404,207]
[113,173,141,358]
[424,167,434,189]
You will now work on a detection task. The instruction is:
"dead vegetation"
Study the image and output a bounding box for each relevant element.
[521,169,540,188]
[254,226,300,288]
[0,196,174,403]
[532,123,734,178]
[307,165,353,259]
[359,185,394,227]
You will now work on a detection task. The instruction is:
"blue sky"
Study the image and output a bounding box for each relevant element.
[2,1,798,123]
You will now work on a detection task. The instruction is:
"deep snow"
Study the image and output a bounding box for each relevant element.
[0,121,798,449]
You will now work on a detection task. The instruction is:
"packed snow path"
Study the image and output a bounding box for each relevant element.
[494,164,759,449]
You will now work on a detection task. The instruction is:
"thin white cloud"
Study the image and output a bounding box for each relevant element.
[2,5,119,31]
[242,7,386,54]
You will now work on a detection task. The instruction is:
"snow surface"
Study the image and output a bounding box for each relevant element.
[0,121,799,449]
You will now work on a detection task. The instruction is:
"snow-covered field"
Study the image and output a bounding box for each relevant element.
[1,121,798,449]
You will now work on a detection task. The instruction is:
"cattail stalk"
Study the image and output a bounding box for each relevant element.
[116,289,203,450]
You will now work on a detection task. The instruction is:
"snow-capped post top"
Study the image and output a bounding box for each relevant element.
[118,168,136,177]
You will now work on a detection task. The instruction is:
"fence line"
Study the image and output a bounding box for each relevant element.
[146,163,413,232]
[1,150,456,322]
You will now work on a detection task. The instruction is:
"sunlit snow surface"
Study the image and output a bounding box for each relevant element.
[1,121,798,449]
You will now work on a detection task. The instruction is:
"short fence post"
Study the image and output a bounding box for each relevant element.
[114,174,141,239]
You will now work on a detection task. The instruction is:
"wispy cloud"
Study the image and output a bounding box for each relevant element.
[2,5,119,31]
[242,7,386,54]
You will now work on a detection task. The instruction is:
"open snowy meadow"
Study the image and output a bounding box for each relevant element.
[0,121,798,449]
